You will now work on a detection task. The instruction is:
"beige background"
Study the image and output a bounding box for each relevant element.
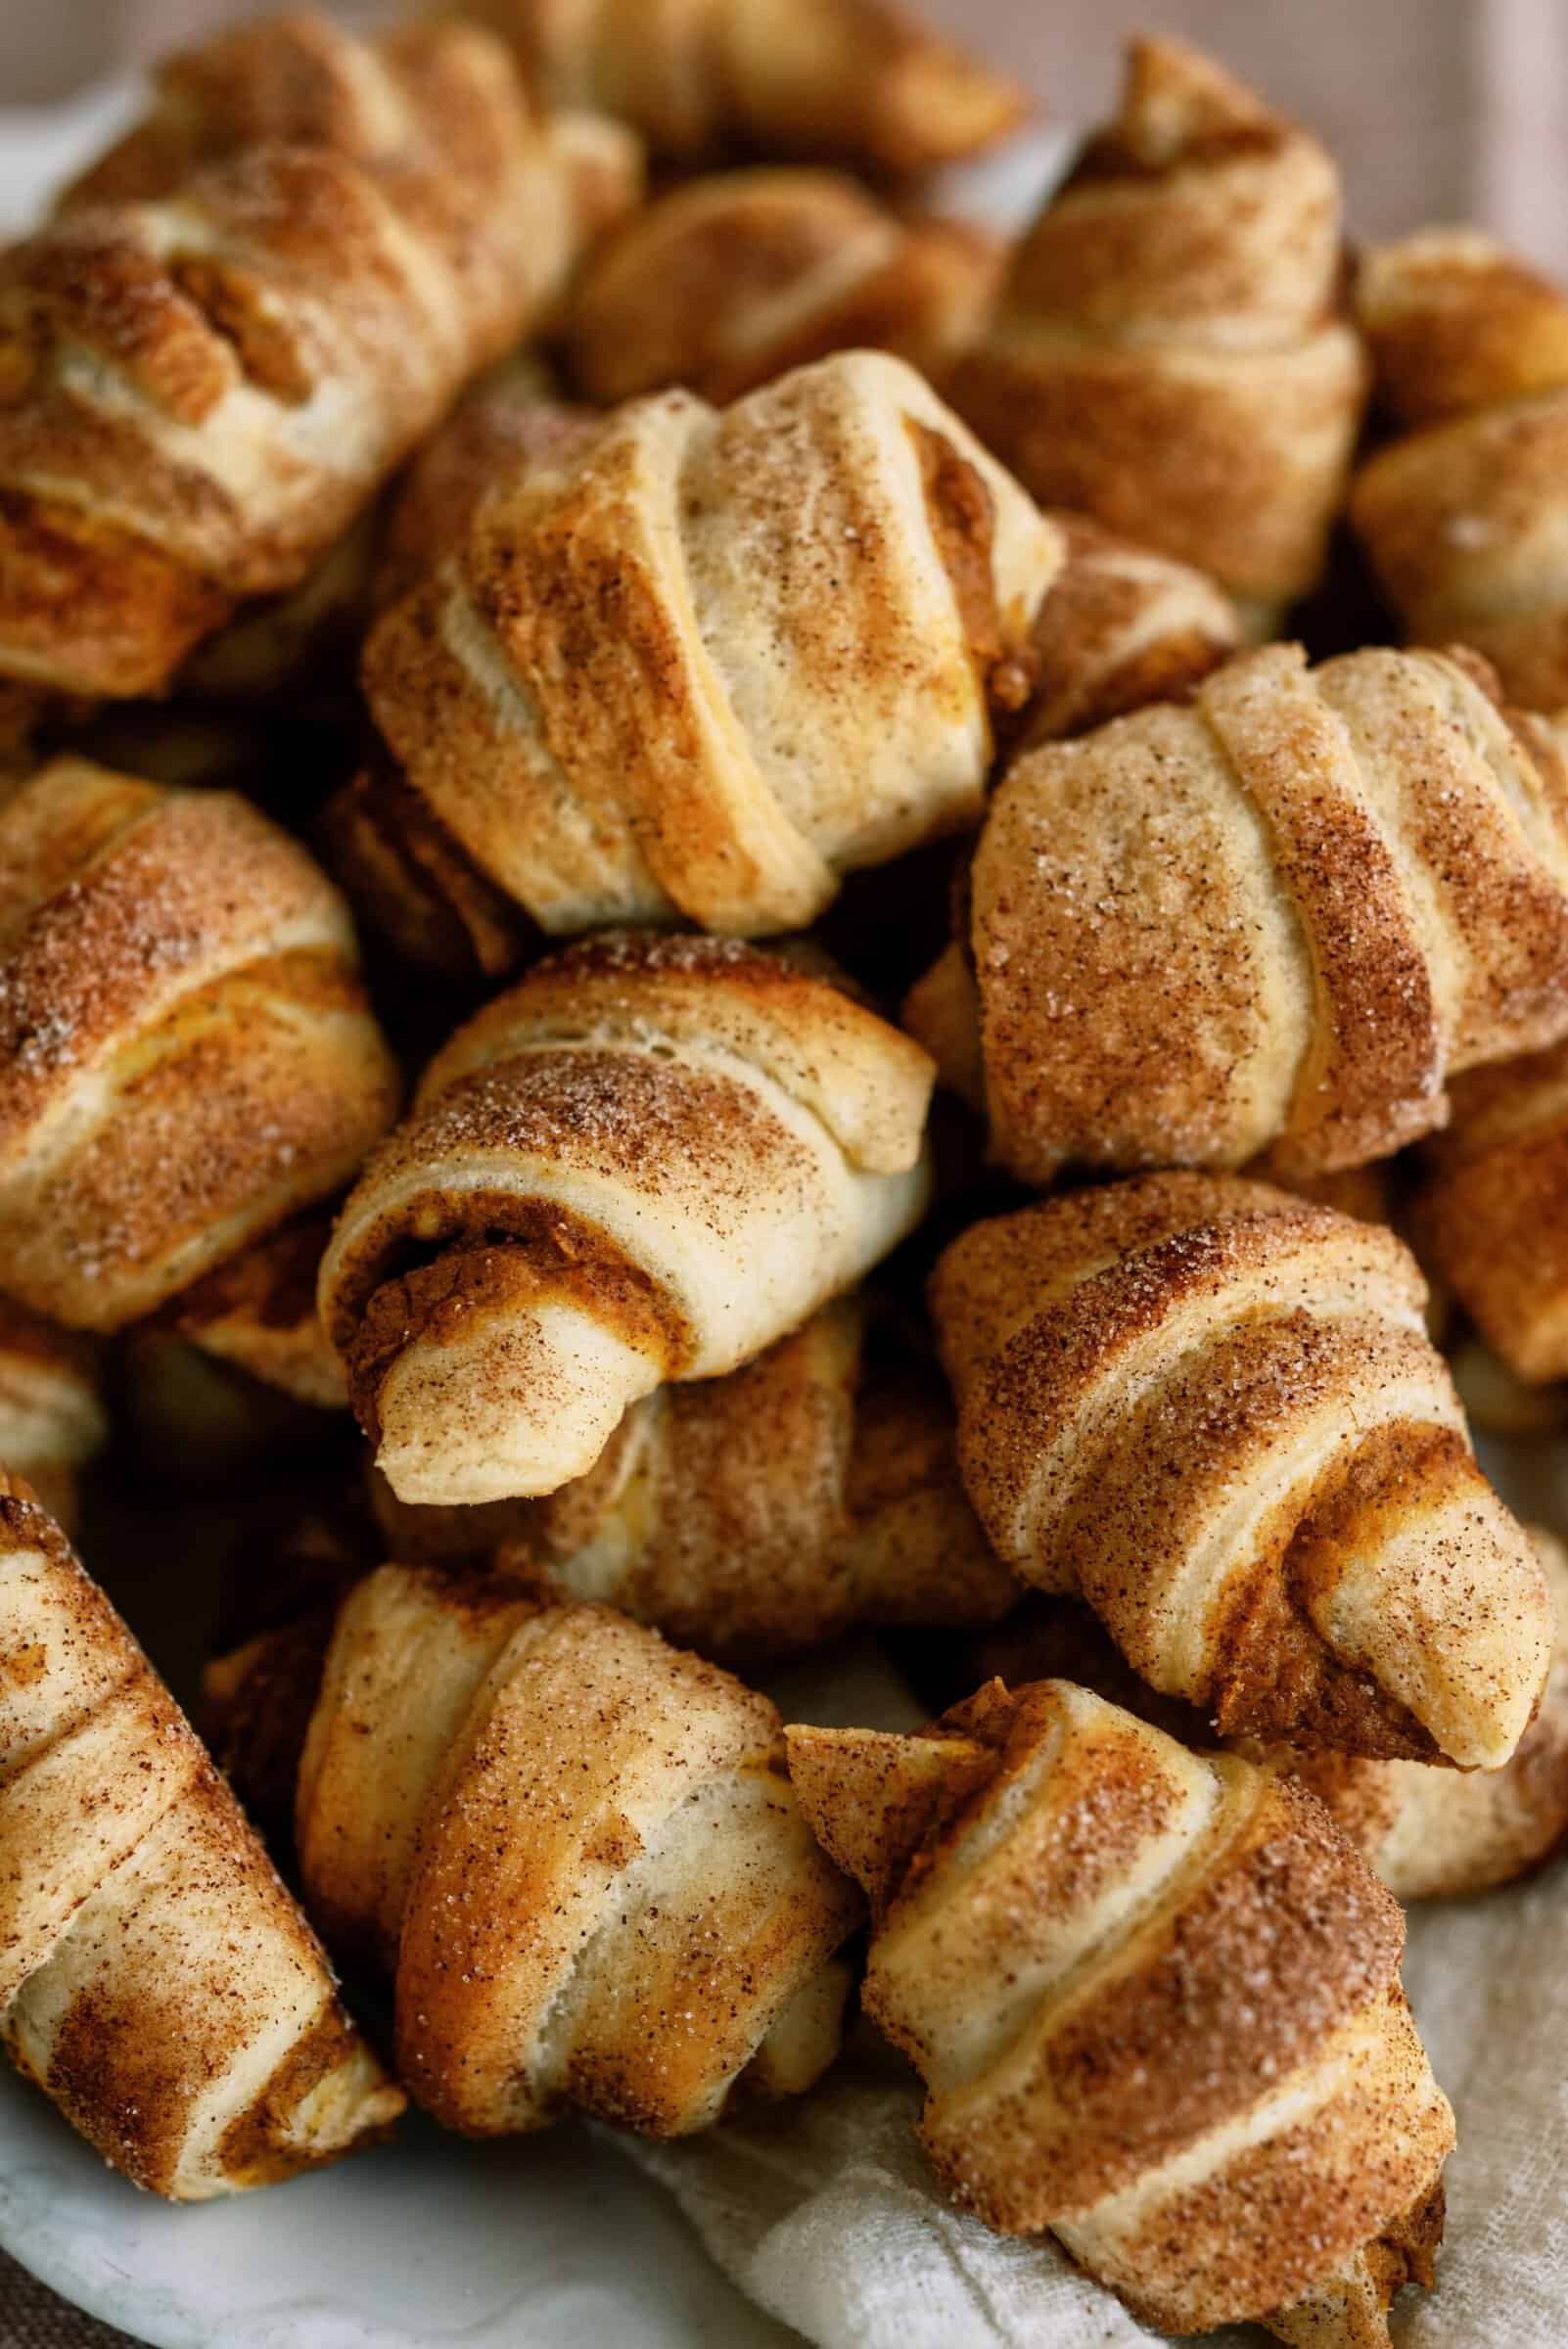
[3,1,1567,2344]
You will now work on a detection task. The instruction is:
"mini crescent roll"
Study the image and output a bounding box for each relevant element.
[929,1172,1553,1770]
[320,932,934,1506]
[787,1677,1453,2345]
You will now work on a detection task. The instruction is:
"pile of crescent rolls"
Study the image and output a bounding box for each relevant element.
[6,6,1568,2342]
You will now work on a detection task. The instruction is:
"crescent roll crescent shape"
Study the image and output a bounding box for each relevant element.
[1351,230,1568,712]
[909,642,1568,1184]
[368,1297,1017,1657]
[562,169,1001,407]
[0,1300,106,1535]
[785,1680,1453,2346]
[0,1476,403,2196]
[0,11,621,700]
[360,349,1057,943]
[319,932,934,1506]
[929,1173,1553,1769]
[950,36,1367,623]
[0,758,400,1332]
[463,0,1027,174]
[1410,1035,1568,1384]
[296,1562,860,2135]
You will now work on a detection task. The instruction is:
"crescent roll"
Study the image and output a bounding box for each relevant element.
[461,0,1027,175]
[0,1475,403,2195]
[0,1300,106,1535]
[787,1679,1453,2345]
[950,36,1367,626]
[907,642,1568,1184]
[0,757,399,1332]
[0,10,624,699]
[296,1562,860,2133]
[929,1172,1553,1770]
[1351,228,1568,711]
[319,932,934,1506]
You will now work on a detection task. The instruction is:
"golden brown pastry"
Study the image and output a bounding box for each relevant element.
[461,0,1026,174]
[1410,1036,1568,1384]
[369,1297,1015,1656]
[0,758,400,1332]
[1351,229,1568,710]
[0,10,628,700]
[906,643,1568,1184]
[561,169,1001,405]
[296,1561,859,2133]
[0,1474,403,2195]
[0,1299,106,1535]
[787,1677,1453,2345]
[319,931,933,1506]
[360,348,1055,944]
[929,1172,1553,1769]
[968,1526,1568,1903]
[950,36,1367,626]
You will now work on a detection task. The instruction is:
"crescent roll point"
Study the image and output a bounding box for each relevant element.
[560,168,1003,408]
[0,1474,404,2194]
[967,1525,1568,1904]
[1351,228,1568,711]
[367,1296,1017,1658]
[949,35,1368,627]
[319,931,935,1508]
[295,1561,860,2135]
[359,348,1057,947]
[0,757,400,1334]
[929,1172,1553,1771]
[0,9,631,702]
[463,0,1029,175]
[907,640,1568,1185]
[785,1680,1453,2346]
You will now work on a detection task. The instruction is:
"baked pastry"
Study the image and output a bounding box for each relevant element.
[369,1297,1016,1657]
[360,348,1055,944]
[0,10,627,699]
[0,1473,403,2195]
[0,1300,106,1535]
[461,0,1027,174]
[950,35,1367,627]
[319,931,934,1506]
[967,1524,1568,1903]
[786,1677,1453,2344]
[1410,1036,1568,1384]
[906,642,1568,1184]
[0,758,400,1331]
[1351,229,1568,710]
[561,169,1001,405]
[296,1561,860,2133]
[929,1172,1553,1769]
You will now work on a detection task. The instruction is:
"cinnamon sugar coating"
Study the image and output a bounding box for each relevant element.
[463,0,1027,174]
[368,1296,1015,1658]
[294,1562,859,2135]
[787,1678,1453,2343]
[911,641,1568,1184]
[562,169,1002,407]
[1352,228,1568,712]
[951,36,1366,622]
[360,349,1057,944]
[929,1172,1552,1769]
[0,10,629,699]
[0,757,399,1332]
[0,1473,402,2195]
[319,930,933,1506]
